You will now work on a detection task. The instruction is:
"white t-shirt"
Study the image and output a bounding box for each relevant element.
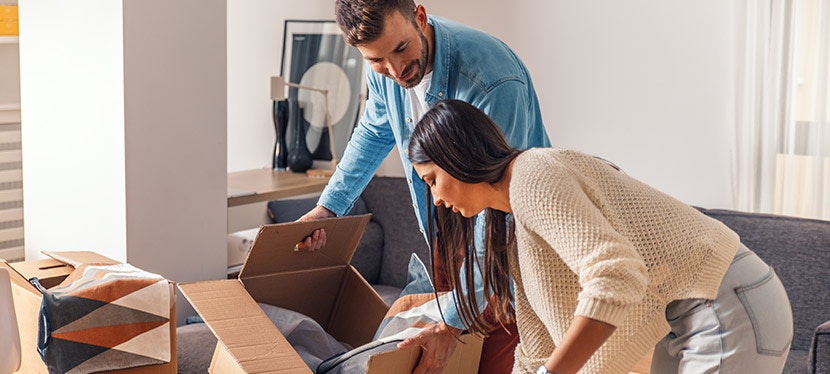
[407,71,433,124]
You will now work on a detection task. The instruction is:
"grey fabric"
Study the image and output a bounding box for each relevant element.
[257,303,349,369]
[176,322,217,374]
[350,222,383,284]
[810,321,830,374]
[699,208,830,373]
[784,350,808,374]
[267,196,368,223]
[361,177,431,289]
[372,284,404,307]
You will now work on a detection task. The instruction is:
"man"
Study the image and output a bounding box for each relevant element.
[298,0,550,372]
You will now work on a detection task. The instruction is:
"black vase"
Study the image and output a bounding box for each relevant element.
[311,126,333,161]
[272,100,289,170]
[287,105,314,173]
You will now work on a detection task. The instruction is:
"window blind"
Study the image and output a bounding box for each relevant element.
[0,122,23,262]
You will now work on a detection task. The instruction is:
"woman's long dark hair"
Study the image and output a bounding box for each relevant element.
[408,100,520,335]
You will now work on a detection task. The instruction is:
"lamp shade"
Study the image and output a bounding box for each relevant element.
[270,76,287,101]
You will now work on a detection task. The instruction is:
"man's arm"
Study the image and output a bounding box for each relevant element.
[316,71,397,216]
[295,70,395,250]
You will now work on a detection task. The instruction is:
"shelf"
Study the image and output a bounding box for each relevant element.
[0,104,20,124]
[227,168,330,207]
[0,36,18,44]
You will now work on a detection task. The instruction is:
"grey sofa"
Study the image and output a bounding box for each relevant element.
[696,208,830,374]
[178,177,830,373]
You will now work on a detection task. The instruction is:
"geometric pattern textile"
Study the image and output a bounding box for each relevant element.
[29,263,172,374]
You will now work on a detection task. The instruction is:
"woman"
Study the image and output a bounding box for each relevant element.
[406,100,793,373]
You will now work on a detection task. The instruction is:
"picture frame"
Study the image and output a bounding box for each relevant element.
[280,20,367,166]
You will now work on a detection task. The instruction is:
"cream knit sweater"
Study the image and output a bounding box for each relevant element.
[508,149,739,373]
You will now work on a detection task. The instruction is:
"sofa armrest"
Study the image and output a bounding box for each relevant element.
[809,320,830,373]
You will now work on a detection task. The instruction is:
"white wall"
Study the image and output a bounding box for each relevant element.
[421,0,736,209]
[227,0,334,172]
[20,0,129,260]
[20,0,228,324]
[228,1,737,209]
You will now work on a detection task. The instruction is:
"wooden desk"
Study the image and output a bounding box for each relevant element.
[227,168,330,207]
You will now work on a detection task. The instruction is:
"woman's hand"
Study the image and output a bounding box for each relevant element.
[398,322,462,374]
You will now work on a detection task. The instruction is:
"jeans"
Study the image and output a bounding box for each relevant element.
[651,244,793,373]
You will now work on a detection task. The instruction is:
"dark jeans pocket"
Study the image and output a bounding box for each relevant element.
[734,266,793,356]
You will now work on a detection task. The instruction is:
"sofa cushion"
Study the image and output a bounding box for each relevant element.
[784,349,809,374]
[176,323,216,374]
[267,195,368,223]
[360,177,431,289]
[698,208,830,353]
[809,320,830,374]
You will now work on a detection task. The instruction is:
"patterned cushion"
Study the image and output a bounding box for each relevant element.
[31,263,172,373]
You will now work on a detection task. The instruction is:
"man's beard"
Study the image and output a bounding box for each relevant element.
[396,28,430,89]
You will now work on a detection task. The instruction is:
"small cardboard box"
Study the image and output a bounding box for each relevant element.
[178,214,483,374]
[1,251,177,374]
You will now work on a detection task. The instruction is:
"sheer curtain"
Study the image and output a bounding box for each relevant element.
[736,0,830,220]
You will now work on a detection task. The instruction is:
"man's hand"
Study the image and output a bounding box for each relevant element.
[294,205,335,251]
[398,322,462,374]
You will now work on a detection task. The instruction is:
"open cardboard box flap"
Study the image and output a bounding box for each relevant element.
[7,250,121,290]
[178,279,309,372]
[239,215,370,277]
[179,214,482,373]
[42,250,121,267]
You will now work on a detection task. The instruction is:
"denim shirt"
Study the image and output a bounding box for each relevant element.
[318,16,551,328]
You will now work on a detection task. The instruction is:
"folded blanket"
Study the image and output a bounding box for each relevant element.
[255,294,443,374]
[31,263,172,374]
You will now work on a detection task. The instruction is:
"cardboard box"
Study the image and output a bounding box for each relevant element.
[178,214,483,374]
[1,251,177,374]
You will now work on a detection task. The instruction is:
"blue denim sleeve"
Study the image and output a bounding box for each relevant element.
[318,75,397,216]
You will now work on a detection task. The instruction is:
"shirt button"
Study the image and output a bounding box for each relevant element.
[412,204,417,209]
[419,229,424,234]
[438,92,444,97]
[407,178,412,184]
[404,149,409,154]
[406,117,412,122]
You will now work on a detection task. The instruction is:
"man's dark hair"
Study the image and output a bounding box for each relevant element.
[335,0,417,46]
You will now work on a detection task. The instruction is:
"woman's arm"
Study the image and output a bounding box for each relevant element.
[542,316,616,374]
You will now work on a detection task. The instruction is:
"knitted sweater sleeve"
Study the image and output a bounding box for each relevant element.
[510,151,649,327]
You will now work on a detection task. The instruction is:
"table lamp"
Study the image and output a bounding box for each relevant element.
[270,76,337,176]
